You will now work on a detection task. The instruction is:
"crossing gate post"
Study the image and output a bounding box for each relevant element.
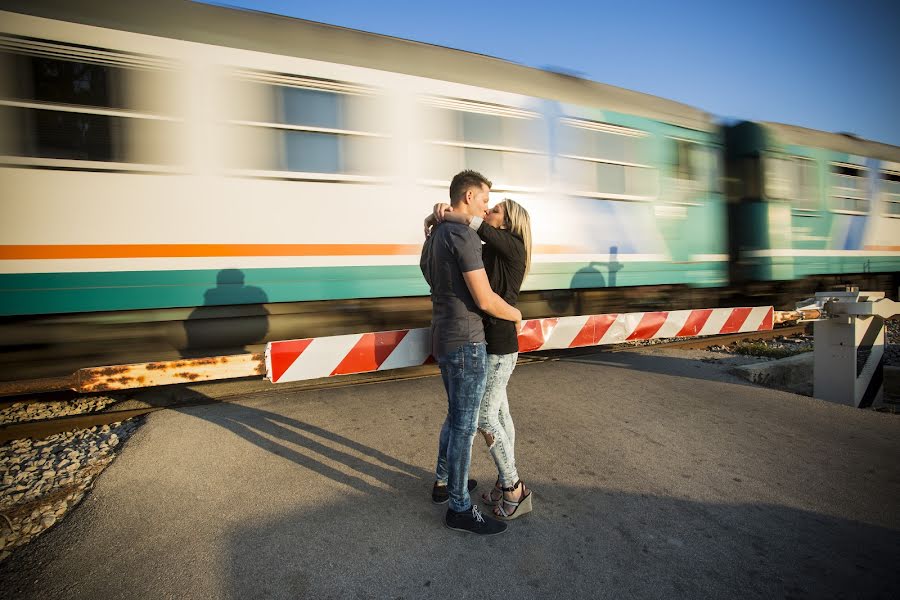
[806,290,899,408]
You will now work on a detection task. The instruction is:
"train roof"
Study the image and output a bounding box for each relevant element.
[760,121,900,164]
[0,0,714,131]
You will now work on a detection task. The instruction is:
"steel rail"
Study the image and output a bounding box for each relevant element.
[0,327,809,442]
[606,323,810,352]
[0,356,548,442]
[530,324,810,359]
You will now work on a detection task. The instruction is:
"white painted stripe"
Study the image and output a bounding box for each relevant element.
[742,306,772,331]
[377,328,431,371]
[0,253,683,274]
[655,310,690,338]
[603,313,633,343]
[597,313,630,345]
[698,308,732,336]
[278,334,360,382]
[688,254,729,262]
[745,249,900,258]
[540,315,590,350]
[531,253,669,264]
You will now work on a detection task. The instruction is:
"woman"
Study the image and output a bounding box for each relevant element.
[426,198,534,520]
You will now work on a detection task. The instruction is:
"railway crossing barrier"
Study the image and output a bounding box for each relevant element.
[20,296,895,404]
[796,290,899,408]
[0,304,779,396]
[265,306,774,384]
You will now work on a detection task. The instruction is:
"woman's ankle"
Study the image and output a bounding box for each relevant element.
[502,480,525,499]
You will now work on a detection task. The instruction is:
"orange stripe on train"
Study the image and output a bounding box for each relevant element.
[0,243,577,260]
[0,244,423,259]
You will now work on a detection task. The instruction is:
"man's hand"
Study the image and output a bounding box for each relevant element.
[515,318,524,334]
[462,269,522,323]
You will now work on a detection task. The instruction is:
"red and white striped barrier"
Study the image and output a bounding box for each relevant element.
[266,306,773,384]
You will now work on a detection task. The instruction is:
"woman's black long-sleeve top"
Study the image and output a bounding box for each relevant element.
[473,219,526,355]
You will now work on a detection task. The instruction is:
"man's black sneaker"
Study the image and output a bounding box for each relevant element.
[432,479,477,504]
[445,505,508,536]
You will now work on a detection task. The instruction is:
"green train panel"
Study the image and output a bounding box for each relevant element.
[725,121,900,282]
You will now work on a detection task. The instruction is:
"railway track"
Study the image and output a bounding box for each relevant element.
[0,325,809,443]
[533,323,810,359]
[0,366,440,444]
[608,323,809,351]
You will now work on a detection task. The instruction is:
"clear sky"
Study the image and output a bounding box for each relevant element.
[217,0,899,146]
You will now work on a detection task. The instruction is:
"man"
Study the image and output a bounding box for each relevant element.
[420,170,522,536]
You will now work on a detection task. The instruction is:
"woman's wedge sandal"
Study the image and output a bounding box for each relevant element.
[494,480,533,521]
[482,479,503,506]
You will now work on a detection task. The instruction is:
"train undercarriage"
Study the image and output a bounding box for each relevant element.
[1,272,896,383]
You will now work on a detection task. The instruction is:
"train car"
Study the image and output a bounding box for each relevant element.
[0,0,728,378]
[725,121,900,303]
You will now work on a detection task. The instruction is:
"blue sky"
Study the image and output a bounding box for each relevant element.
[218,0,899,146]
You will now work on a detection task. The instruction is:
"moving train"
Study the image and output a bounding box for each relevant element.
[1,0,898,381]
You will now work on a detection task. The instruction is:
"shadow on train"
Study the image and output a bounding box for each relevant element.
[545,246,625,314]
[181,269,270,358]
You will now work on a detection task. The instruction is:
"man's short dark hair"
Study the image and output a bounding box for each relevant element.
[449,170,492,205]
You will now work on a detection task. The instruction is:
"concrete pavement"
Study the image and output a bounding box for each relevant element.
[1,349,898,599]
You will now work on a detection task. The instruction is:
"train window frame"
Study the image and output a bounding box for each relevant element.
[881,170,900,218]
[667,137,718,206]
[558,118,656,202]
[0,36,182,173]
[709,145,725,195]
[764,155,821,214]
[419,96,546,193]
[827,161,869,215]
[791,156,820,214]
[227,69,388,182]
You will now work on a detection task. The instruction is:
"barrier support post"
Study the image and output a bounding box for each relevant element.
[807,290,899,408]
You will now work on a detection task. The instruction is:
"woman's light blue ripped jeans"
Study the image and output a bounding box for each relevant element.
[478,352,519,487]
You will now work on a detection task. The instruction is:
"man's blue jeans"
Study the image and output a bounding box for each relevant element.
[434,342,487,513]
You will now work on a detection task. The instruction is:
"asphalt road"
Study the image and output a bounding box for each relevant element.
[2,350,899,599]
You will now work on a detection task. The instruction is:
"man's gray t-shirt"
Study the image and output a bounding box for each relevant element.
[420,222,486,359]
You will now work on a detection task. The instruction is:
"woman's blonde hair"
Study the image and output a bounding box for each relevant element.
[499,198,533,277]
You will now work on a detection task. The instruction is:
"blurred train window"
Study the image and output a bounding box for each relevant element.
[882,171,900,217]
[766,156,819,210]
[674,140,702,182]
[829,163,868,213]
[794,159,819,210]
[0,39,177,167]
[228,71,383,177]
[667,139,722,204]
[282,87,340,129]
[557,118,653,200]
[421,97,545,190]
